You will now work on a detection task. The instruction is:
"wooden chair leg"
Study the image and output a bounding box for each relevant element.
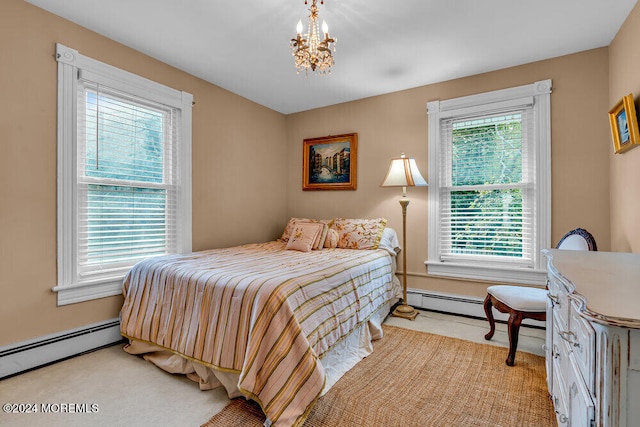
[506,310,523,366]
[483,294,495,341]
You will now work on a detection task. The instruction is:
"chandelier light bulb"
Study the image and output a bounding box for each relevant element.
[322,20,329,35]
[296,20,303,34]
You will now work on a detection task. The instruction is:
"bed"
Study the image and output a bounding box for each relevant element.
[119,218,401,427]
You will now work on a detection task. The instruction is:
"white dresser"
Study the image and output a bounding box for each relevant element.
[543,249,640,427]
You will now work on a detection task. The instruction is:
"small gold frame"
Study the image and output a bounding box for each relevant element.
[608,93,640,154]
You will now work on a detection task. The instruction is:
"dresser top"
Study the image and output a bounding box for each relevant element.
[543,249,640,328]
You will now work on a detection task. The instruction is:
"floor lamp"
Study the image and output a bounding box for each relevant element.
[381,154,428,320]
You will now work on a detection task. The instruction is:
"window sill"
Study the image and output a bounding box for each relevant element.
[52,278,124,306]
[424,260,547,286]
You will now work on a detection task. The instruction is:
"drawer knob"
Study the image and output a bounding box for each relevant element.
[553,397,569,424]
[559,330,580,348]
[556,412,568,424]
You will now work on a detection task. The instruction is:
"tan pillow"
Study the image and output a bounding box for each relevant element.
[324,228,339,248]
[286,222,324,252]
[331,218,387,249]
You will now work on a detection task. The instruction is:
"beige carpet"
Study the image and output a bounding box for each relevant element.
[203,325,555,427]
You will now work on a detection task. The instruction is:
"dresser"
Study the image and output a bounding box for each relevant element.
[543,249,640,426]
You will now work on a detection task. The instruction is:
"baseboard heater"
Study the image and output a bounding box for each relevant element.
[406,289,545,328]
[0,318,123,380]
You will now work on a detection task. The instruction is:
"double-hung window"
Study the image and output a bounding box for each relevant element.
[54,44,193,305]
[426,81,551,285]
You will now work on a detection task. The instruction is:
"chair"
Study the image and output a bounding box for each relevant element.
[483,228,597,366]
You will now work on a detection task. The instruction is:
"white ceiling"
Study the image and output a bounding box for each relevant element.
[27,0,637,114]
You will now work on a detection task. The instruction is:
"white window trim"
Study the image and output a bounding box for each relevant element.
[53,43,193,305]
[426,80,551,286]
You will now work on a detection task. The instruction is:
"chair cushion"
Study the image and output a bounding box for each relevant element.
[487,285,547,312]
[557,234,590,251]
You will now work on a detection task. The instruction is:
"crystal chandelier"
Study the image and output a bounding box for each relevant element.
[290,0,336,75]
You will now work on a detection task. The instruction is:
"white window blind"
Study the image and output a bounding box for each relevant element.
[426,80,551,285]
[77,81,179,282]
[438,109,535,267]
[55,43,192,305]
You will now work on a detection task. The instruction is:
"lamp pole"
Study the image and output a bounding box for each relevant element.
[393,197,418,320]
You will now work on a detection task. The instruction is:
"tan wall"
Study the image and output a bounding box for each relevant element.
[609,2,640,253]
[286,48,611,299]
[0,0,287,346]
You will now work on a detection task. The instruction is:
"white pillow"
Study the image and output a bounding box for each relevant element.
[378,227,401,256]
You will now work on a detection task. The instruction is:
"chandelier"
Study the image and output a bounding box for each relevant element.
[290,0,336,75]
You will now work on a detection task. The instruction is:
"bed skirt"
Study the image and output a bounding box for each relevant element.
[123,300,393,399]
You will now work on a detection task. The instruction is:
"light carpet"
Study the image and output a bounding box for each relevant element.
[203,325,554,427]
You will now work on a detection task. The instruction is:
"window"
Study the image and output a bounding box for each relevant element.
[54,44,193,305]
[426,81,551,285]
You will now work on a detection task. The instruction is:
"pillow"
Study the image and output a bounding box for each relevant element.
[295,221,329,250]
[378,227,401,256]
[313,223,329,250]
[280,217,311,242]
[331,218,387,249]
[324,228,339,248]
[280,217,334,242]
[286,222,324,252]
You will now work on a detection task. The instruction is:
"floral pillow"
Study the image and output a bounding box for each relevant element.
[280,217,334,242]
[331,218,387,249]
[286,222,325,252]
[280,218,311,242]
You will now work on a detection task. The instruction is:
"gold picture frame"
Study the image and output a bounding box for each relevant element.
[303,133,357,191]
[609,93,640,154]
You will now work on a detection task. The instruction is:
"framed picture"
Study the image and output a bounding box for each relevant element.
[303,133,357,191]
[608,93,640,154]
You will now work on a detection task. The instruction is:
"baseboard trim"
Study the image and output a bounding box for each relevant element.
[406,289,545,328]
[0,318,123,379]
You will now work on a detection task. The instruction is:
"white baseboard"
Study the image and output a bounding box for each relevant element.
[0,318,123,379]
[406,289,546,328]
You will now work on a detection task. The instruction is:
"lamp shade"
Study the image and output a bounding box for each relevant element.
[381,156,428,187]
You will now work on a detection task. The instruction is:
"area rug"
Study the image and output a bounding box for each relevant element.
[202,325,555,427]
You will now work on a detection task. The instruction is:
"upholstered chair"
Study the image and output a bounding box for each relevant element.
[483,228,597,366]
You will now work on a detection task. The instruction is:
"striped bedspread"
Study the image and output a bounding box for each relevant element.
[120,241,399,427]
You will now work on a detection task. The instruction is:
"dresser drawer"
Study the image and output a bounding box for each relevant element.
[552,316,572,382]
[551,357,569,425]
[547,277,570,329]
[569,299,595,390]
[567,352,595,427]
